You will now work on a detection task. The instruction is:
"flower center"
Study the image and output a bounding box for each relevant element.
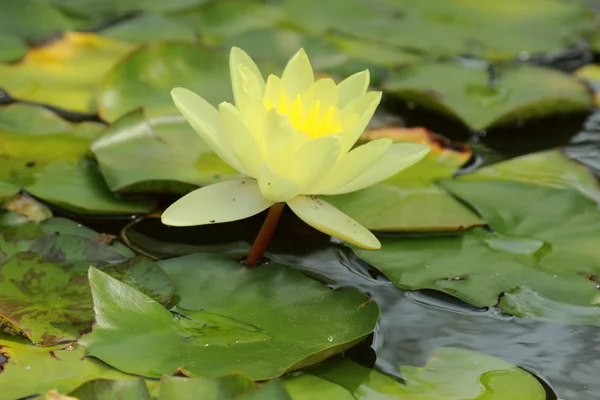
[265,92,342,139]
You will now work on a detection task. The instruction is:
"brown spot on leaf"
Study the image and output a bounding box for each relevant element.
[97,233,117,246]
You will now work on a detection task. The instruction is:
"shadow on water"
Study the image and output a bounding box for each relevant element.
[79,208,600,400]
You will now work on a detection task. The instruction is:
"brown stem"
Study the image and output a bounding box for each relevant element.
[245,203,285,267]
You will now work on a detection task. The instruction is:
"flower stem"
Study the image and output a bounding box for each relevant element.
[245,203,285,267]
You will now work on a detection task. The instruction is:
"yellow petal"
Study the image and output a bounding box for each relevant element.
[230,47,265,109]
[339,91,382,155]
[301,77,338,110]
[337,70,370,108]
[308,138,392,194]
[218,102,263,178]
[235,65,267,130]
[262,108,308,171]
[285,134,341,191]
[257,164,301,202]
[326,143,430,195]
[282,49,314,97]
[170,87,245,174]
[264,74,288,110]
[161,179,273,226]
[287,195,380,250]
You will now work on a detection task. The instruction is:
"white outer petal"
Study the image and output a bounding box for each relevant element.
[170,87,246,174]
[161,179,273,226]
[337,70,370,108]
[325,143,430,195]
[257,164,301,203]
[308,138,392,194]
[339,91,382,156]
[282,49,314,97]
[287,195,381,250]
[230,47,265,108]
[285,134,341,191]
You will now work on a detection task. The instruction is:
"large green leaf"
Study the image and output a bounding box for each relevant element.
[0,335,135,400]
[357,181,600,323]
[0,235,172,345]
[100,14,198,44]
[69,378,151,400]
[458,149,600,200]
[97,42,231,122]
[92,110,239,194]
[281,0,593,60]
[0,0,77,42]
[82,254,379,379]
[325,128,483,231]
[384,63,591,130]
[290,347,545,399]
[0,32,134,113]
[0,34,27,62]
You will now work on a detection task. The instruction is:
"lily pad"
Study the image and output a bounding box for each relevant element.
[0,32,134,113]
[97,42,231,122]
[356,180,600,323]
[0,182,20,203]
[70,378,151,400]
[325,128,483,231]
[81,254,379,379]
[0,235,172,345]
[457,149,600,200]
[25,160,157,215]
[0,336,135,400]
[100,14,198,44]
[0,34,27,62]
[0,0,77,43]
[282,0,593,60]
[384,63,591,130]
[293,347,545,399]
[92,110,239,194]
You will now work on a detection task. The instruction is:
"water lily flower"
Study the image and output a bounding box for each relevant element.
[161,47,429,253]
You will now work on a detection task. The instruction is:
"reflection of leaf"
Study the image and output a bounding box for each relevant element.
[357,181,600,323]
[326,128,483,231]
[0,335,135,400]
[384,63,591,130]
[92,110,239,194]
[291,348,545,399]
[0,235,172,345]
[82,254,379,380]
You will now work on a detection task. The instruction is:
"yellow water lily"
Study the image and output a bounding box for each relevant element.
[161,47,429,250]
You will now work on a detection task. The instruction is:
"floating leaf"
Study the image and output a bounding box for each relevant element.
[97,42,231,122]
[70,378,151,400]
[282,0,593,60]
[0,182,19,203]
[100,14,198,44]
[0,103,102,188]
[82,254,379,379]
[357,181,600,323]
[293,347,545,399]
[0,336,135,400]
[0,235,172,345]
[92,110,239,194]
[0,34,27,62]
[384,63,591,130]
[0,32,134,113]
[325,128,483,231]
[25,160,157,215]
[0,0,77,42]
[457,149,600,200]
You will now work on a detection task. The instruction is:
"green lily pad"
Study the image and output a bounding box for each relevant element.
[25,160,157,215]
[384,63,591,130]
[0,235,172,345]
[100,14,198,44]
[0,34,27,62]
[292,347,545,399]
[81,254,379,379]
[0,182,20,203]
[97,42,231,122]
[0,32,134,113]
[0,336,135,400]
[458,149,600,200]
[356,180,600,323]
[325,128,483,231]
[282,0,593,60]
[0,103,102,188]
[70,378,151,400]
[0,0,77,42]
[92,110,239,194]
